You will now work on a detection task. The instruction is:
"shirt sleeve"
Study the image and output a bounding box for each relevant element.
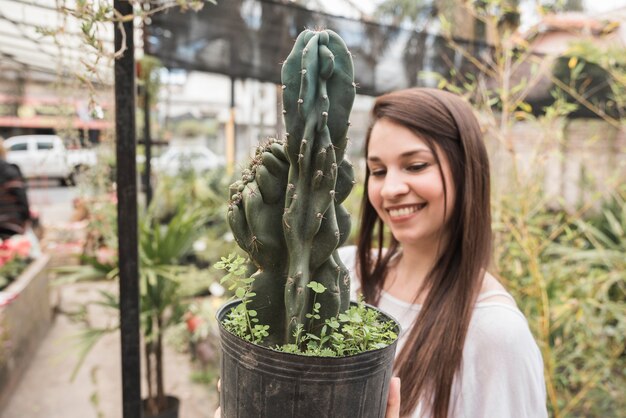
[455,305,548,418]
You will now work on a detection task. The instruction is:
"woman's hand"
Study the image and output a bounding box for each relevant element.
[385,377,401,418]
[213,379,221,418]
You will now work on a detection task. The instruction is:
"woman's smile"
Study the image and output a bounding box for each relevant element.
[386,203,427,220]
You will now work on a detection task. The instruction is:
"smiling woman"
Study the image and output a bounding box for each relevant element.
[347,87,548,418]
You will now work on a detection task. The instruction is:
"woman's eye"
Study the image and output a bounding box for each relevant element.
[369,168,386,177]
[407,163,428,172]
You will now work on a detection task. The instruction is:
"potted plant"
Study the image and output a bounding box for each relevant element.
[58,205,210,418]
[216,29,400,418]
[139,208,209,418]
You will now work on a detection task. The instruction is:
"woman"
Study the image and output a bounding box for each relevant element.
[0,141,32,239]
[339,87,547,417]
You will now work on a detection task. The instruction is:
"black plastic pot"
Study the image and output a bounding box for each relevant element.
[142,395,180,418]
[217,300,400,418]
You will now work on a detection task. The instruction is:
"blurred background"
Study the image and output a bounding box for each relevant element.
[0,1,624,417]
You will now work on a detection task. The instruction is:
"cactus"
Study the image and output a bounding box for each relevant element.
[227,29,356,345]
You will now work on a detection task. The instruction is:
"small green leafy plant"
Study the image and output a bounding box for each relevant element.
[215,254,269,345]
[279,300,398,357]
[215,254,397,356]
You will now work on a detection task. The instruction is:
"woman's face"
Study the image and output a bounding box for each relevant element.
[367,118,455,248]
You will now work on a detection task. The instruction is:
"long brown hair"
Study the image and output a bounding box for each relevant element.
[357,88,492,417]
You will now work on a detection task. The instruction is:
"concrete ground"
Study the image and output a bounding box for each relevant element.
[2,182,219,418]
[3,282,218,418]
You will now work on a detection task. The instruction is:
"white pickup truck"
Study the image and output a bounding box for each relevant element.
[4,135,97,186]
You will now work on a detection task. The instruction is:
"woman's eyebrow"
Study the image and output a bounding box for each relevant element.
[367,149,432,162]
[399,149,431,158]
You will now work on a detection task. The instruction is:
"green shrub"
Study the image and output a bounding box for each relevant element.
[493,188,626,417]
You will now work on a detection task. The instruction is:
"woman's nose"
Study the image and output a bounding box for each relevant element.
[381,172,409,199]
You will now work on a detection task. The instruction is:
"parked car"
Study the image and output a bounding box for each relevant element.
[152,145,224,176]
[4,135,97,186]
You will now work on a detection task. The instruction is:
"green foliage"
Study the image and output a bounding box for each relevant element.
[215,254,397,356]
[0,257,31,291]
[139,207,209,337]
[552,54,620,118]
[215,254,267,344]
[172,119,218,139]
[151,167,231,227]
[585,186,626,251]
[140,208,205,266]
[277,300,398,357]
[494,190,626,417]
[557,40,626,120]
[539,0,584,13]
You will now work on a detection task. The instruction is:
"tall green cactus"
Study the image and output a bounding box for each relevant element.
[227,29,356,345]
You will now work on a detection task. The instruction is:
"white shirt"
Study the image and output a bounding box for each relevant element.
[338,246,548,418]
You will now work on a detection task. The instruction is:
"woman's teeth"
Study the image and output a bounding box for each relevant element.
[388,204,425,217]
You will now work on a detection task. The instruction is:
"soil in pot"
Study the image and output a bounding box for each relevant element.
[217,300,399,418]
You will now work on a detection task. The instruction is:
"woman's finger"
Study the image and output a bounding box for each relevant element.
[213,378,221,418]
[385,377,401,418]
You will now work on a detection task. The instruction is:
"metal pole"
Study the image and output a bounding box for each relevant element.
[144,86,152,206]
[114,1,141,417]
[142,4,153,207]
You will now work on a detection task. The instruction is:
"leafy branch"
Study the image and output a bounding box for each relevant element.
[215,254,268,344]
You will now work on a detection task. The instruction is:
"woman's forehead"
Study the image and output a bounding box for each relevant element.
[368,119,435,157]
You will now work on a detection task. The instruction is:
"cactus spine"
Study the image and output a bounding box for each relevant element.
[228,29,356,345]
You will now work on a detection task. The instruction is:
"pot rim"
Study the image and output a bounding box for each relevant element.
[216,298,401,360]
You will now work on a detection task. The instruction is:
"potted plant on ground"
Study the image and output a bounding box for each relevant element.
[216,29,400,418]
[58,205,211,418]
[139,208,210,418]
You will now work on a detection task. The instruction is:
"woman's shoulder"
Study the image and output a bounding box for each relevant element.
[477,272,517,306]
[468,298,539,361]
